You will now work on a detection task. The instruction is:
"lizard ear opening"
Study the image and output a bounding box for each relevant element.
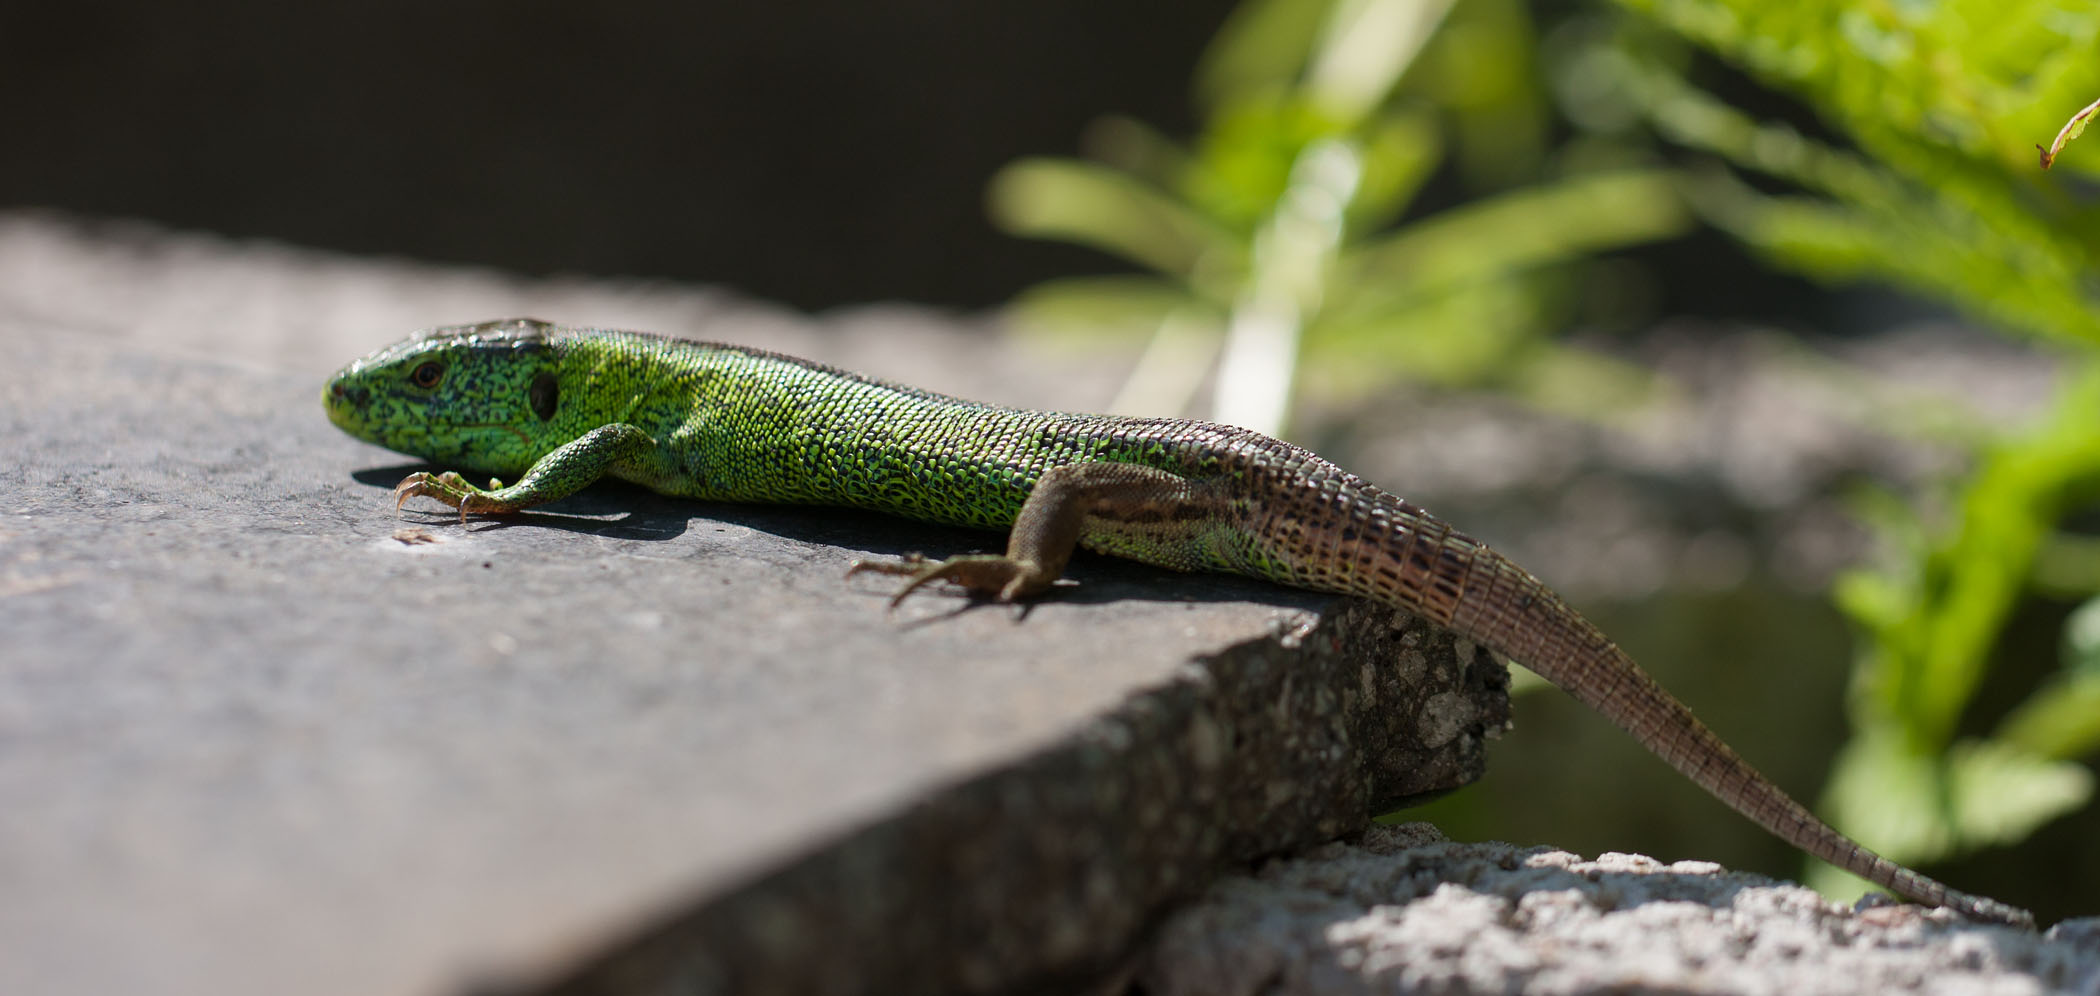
[528,371,560,421]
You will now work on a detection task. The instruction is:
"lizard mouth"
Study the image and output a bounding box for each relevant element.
[455,421,535,448]
[321,382,377,437]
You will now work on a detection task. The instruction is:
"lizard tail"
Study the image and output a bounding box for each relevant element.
[1404,532,2035,927]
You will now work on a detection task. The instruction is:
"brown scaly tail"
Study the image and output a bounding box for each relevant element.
[1382,514,2034,926]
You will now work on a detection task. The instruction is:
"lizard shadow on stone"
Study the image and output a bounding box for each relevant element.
[704,498,1328,617]
[351,463,1324,613]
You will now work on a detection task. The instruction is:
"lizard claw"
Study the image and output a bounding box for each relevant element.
[392,471,506,522]
[392,472,453,517]
[844,552,929,579]
[852,553,1048,609]
[455,492,510,521]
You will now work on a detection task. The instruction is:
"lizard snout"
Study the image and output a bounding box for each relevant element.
[329,380,370,408]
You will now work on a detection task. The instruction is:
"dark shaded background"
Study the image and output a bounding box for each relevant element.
[2,1,1245,309]
[4,0,1831,320]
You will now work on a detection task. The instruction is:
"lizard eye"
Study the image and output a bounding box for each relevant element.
[410,362,444,389]
[528,371,559,421]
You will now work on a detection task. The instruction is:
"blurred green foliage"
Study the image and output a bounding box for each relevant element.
[997,0,2100,907]
[989,0,1689,435]
[1569,0,2100,896]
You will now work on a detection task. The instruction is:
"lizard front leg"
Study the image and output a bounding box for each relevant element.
[395,423,656,519]
[851,461,1221,605]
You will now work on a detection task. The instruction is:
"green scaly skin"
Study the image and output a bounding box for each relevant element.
[323,318,2032,927]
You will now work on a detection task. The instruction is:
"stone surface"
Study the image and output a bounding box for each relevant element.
[1138,823,2100,996]
[0,215,1508,996]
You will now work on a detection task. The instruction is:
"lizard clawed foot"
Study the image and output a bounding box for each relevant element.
[393,472,515,522]
[848,553,1052,608]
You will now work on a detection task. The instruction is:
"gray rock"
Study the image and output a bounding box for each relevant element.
[0,214,1507,996]
[1140,823,2100,996]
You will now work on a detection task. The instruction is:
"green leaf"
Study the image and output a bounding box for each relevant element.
[1003,275,1206,337]
[987,158,1239,279]
[1821,726,1952,862]
[1699,179,2100,349]
[1946,738,2092,848]
[1185,96,1349,233]
[1307,274,1547,388]
[1412,0,1549,183]
[1344,110,1442,234]
[1995,595,2100,760]
[1195,0,1337,112]
[1841,364,2100,748]
[1996,676,2100,762]
[1080,116,1194,192]
[1830,567,1908,634]
[1601,29,2100,349]
[1334,168,1688,314]
[1303,0,1458,124]
[2070,595,2100,674]
[1814,733,2093,896]
[2032,533,2100,598]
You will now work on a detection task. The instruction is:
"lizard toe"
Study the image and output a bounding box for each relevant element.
[844,553,929,578]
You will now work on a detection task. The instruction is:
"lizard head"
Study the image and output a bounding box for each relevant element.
[324,318,567,476]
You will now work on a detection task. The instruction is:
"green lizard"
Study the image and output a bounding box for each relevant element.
[323,317,2032,927]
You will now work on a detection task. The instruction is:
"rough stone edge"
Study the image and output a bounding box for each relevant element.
[507,598,1511,996]
[1136,824,2100,996]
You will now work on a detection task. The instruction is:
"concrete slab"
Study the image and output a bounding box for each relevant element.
[0,215,1508,995]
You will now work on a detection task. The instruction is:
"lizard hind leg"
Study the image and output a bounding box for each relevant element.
[851,461,1221,607]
